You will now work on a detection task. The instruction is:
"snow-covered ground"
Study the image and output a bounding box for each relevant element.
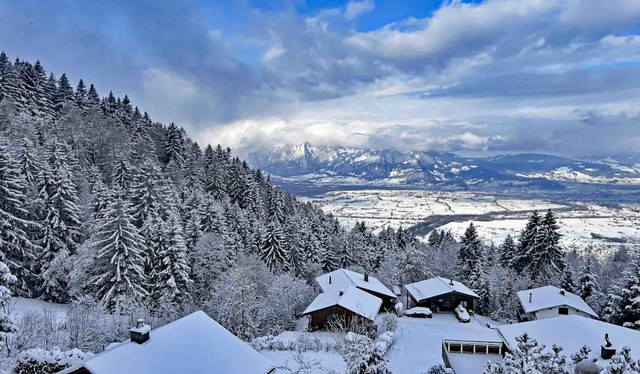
[303,189,640,253]
[262,350,346,373]
[10,297,68,321]
[302,190,566,231]
[387,314,502,374]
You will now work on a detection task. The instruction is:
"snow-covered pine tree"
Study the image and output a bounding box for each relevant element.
[458,222,483,280]
[86,189,148,311]
[603,260,640,330]
[54,73,73,110]
[86,84,100,108]
[151,211,192,306]
[561,268,576,293]
[163,122,184,169]
[260,221,287,273]
[37,137,82,301]
[528,210,566,286]
[578,256,599,300]
[74,79,87,108]
[0,260,17,351]
[513,210,541,273]
[111,155,133,191]
[498,234,516,269]
[0,138,38,295]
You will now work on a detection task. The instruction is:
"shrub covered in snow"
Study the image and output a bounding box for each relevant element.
[605,346,640,374]
[423,364,447,374]
[342,333,390,374]
[13,347,93,374]
[378,313,398,334]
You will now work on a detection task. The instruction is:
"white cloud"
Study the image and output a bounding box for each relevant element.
[263,46,287,62]
[142,68,197,103]
[344,0,375,20]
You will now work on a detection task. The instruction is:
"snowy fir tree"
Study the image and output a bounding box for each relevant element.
[458,222,483,281]
[342,334,390,374]
[86,189,147,311]
[578,256,599,300]
[513,210,541,273]
[260,221,287,272]
[150,212,192,307]
[0,138,38,296]
[0,260,17,350]
[603,260,640,330]
[528,210,566,286]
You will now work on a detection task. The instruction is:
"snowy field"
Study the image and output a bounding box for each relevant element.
[303,189,640,253]
[302,190,566,230]
[10,297,68,321]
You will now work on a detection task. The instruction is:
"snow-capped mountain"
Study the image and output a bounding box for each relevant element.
[248,144,640,188]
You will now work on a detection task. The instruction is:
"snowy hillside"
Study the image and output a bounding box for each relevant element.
[249,143,640,187]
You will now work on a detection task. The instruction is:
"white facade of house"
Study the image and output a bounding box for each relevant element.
[530,305,596,320]
[516,285,599,321]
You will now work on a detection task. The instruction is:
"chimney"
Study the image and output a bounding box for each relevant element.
[364,273,369,282]
[449,279,454,286]
[339,289,344,296]
[529,292,532,303]
[130,318,151,344]
[329,275,332,284]
[560,289,566,296]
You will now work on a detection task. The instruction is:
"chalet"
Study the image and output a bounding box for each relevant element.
[516,285,599,321]
[315,269,396,309]
[303,269,395,330]
[303,285,382,330]
[498,316,640,364]
[59,311,275,374]
[403,277,479,312]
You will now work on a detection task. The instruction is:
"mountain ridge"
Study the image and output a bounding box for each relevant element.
[248,143,640,188]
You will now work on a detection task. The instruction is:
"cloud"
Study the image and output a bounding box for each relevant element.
[2,0,640,156]
[344,0,375,20]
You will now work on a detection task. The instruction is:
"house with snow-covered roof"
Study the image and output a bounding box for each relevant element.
[315,269,396,308]
[516,285,599,321]
[303,269,395,330]
[403,277,479,312]
[59,311,275,374]
[497,315,640,366]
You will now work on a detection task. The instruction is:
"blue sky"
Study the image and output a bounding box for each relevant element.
[1,0,639,157]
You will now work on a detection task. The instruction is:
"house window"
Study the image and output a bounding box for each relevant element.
[558,307,569,315]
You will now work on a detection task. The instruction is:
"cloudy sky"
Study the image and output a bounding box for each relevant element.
[1,0,639,157]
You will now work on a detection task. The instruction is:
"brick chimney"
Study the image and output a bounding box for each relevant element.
[364,273,369,282]
[130,319,151,344]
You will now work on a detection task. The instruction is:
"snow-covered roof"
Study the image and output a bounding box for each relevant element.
[316,269,395,298]
[516,285,598,318]
[404,277,479,302]
[498,316,640,363]
[303,285,383,321]
[60,311,274,374]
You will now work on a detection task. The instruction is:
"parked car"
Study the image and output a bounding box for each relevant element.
[455,304,471,323]
[404,307,433,318]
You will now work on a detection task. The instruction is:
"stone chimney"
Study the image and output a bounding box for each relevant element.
[130,318,151,344]
[529,292,532,303]
[364,273,369,282]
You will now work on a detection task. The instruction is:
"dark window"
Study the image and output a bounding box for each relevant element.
[558,307,569,315]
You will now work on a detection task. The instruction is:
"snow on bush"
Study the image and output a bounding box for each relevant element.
[13,347,93,374]
[605,346,640,374]
[423,365,447,374]
[341,332,390,374]
[378,313,397,334]
[252,332,342,352]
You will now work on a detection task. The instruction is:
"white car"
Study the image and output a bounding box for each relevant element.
[455,305,471,323]
[404,307,433,318]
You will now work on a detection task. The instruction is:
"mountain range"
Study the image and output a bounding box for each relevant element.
[248,144,640,189]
